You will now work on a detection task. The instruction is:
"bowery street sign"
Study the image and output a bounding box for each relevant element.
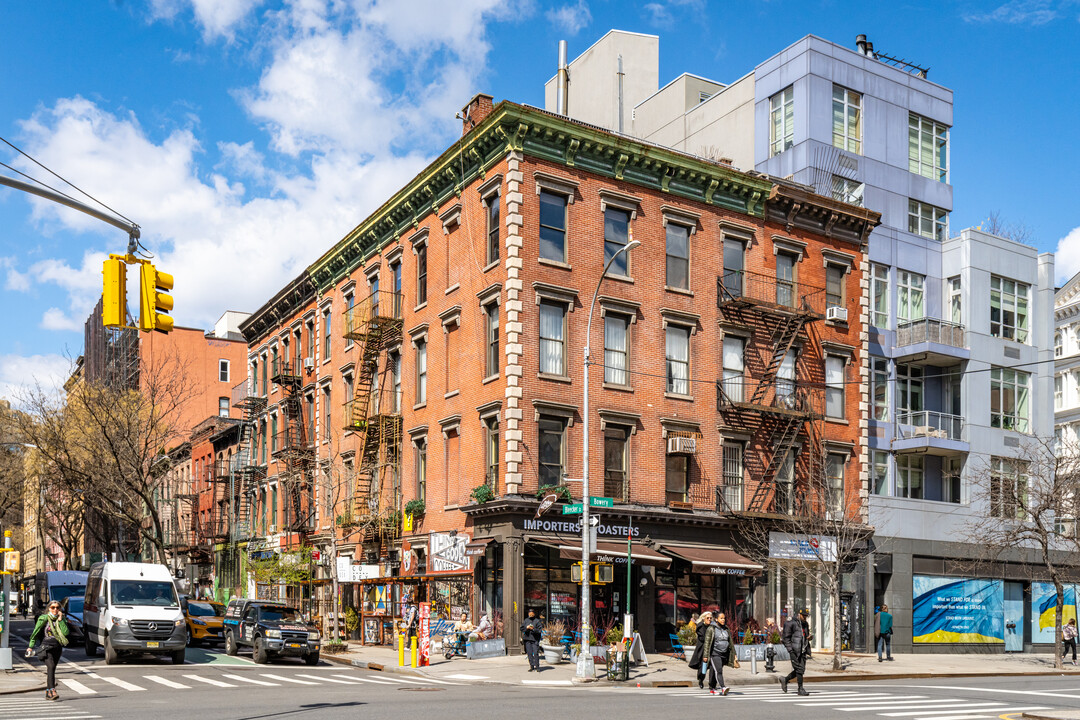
[589,497,614,508]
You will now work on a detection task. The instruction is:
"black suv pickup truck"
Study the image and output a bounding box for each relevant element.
[223,598,320,665]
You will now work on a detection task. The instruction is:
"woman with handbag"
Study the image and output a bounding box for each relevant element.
[27,600,69,701]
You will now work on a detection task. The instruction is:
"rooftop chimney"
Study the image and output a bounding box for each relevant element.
[855,34,867,56]
[556,40,569,116]
[460,93,494,137]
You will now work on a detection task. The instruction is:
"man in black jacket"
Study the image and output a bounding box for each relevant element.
[521,609,542,671]
[780,609,810,695]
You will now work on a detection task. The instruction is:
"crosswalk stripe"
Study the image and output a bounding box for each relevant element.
[58,678,96,695]
[259,673,318,685]
[183,675,236,688]
[0,715,102,720]
[220,674,279,686]
[906,714,1048,720]
[344,676,395,685]
[295,674,359,685]
[406,677,460,685]
[796,696,931,706]
[374,675,428,684]
[835,700,968,710]
[879,707,1051,717]
[90,673,145,692]
[144,675,190,689]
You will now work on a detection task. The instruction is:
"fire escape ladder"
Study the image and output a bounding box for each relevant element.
[233,392,266,542]
[745,413,803,514]
[749,314,807,405]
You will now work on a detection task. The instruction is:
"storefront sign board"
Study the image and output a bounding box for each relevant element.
[1031,582,1078,643]
[429,532,471,573]
[768,532,836,562]
[522,517,640,537]
[419,602,430,666]
[912,575,1004,644]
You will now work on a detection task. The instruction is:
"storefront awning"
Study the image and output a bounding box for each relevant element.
[465,538,493,557]
[557,541,672,568]
[660,545,763,576]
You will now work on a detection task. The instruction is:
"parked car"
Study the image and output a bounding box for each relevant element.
[182,598,225,646]
[59,596,84,643]
[82,562,186,665]
[222,598,320,665]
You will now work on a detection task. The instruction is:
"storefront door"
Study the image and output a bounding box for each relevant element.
[1004,581,1024,652]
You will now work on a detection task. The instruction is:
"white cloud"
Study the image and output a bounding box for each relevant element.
[547,0,591,34]
[40,308,83,332]
[0,257,29,292]
[149,0,265,40]
[0,353,71,405]
[964,0,1064,25]
[1055,226,1080,284]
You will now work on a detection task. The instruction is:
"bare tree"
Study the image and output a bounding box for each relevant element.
[737,438,874,671]
[983,211,1033,245]
[0,400,27,535]
[16,349,195,565]
[962,436,1080,669]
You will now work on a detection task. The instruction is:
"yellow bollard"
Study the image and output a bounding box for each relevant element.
[411,636,418,668]
[399,633,405,666]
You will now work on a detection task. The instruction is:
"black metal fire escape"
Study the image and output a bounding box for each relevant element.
[271,359,314,534]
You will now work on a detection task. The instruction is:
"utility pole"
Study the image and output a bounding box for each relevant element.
[1,530,13,670]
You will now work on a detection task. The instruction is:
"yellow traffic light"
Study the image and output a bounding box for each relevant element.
[102,258,127,328]
[139,262,174,333]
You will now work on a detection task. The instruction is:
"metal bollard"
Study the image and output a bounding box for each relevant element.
[399,633,405,666]
[411,636,418,668]
[750,650,758,675]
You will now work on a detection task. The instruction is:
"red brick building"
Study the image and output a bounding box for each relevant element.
[237,96,879,651]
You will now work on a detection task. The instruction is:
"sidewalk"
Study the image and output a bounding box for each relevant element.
[323,643,1080,688]
[0,666,46,695]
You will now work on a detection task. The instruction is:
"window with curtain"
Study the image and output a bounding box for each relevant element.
[603,314,629,386]
[604,207,631,276]
[218,397,229,417]
[604,426,629,501]
[322,310,331,360]
[908,199,947,240]
[485,190,500,265]
[825,355,845,419]
[776,252,796,307]
[416,243,428,306]
[832,86,861,153]
[777,350,796,398]
[872,450,889,495]
[775,450,795,514]
[990,275,1029,343]
[665,222,690,290]
[722,238,745,298]
[897,455,923,499]
[826,453,845,513]
[539,302,566,376]
[390,351,401,412]
[415,340,427,404]
[722,442,744,511]
[897,270,925,323]
[825,263,845,309]
[871,263,889,327]
[990,367,1030,432]
[538,418,565,488]
[665,454,689,505]
[908,113,948,182]
[722,336,744,402]
[896,363,923,413]
[485,303,499,378]
[539,190,567,262]
[665,325,690,395]
[770,86,794,157]
[872,357,889,421]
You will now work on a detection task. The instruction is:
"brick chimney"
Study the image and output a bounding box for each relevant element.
[461,93,494,136]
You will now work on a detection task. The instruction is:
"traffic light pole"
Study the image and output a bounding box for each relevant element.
[0,174,139,251]
[1,531,12,670]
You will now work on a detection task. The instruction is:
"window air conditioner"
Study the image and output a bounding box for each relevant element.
[667,436,697,455]
[303,357,315,372]
[826,306,848,323]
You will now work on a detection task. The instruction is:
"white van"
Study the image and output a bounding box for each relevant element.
[83,562,186,664]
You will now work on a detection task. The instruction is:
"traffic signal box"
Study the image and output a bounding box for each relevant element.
[101,255,174,334]
[571,562,613,584]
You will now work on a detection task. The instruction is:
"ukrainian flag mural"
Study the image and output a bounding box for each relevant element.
[912,576,1004,644]
[1031,582,1078,643]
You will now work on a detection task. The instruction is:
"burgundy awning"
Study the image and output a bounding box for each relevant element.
[464,538,493,557]
[660,545,763,576]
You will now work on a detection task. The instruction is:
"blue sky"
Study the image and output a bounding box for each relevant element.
[2,0,1079,399]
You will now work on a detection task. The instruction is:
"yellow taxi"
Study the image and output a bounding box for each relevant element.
[183,598,226,646]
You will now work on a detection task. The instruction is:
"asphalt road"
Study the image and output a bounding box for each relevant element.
[4,619,1080,720]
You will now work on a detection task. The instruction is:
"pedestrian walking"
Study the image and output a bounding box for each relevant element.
[1064,618,1078,665]
[27,600,68,701]
[689,611,711,688]
[800,609,812,659]
[780,608,809,696]
[707,612,732,695]
[521,608,542,672]
[876,603,894,662]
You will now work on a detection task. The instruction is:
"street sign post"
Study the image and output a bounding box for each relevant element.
[589,497,613,508]
[562,503,584,515]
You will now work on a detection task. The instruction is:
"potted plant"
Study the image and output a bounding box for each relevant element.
[470,484,494,504]
[767,629,789,661]
[677,623,697,655]
[536,485,572,503]
[405,499,426,517]
[541,620,567,664]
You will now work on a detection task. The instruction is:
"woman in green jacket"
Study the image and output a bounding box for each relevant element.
[27,601,69,701]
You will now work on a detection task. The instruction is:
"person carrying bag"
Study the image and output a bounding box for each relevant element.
[27,600,69,701]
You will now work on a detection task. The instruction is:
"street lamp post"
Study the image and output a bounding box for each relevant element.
[577,237,640,681]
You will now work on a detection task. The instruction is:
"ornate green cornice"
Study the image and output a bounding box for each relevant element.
[239,271,314,345]
[306,101,775,294]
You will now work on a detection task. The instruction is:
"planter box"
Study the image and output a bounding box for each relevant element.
[736,644,789,662]
[569,646,610,664]
[466,638,505,659]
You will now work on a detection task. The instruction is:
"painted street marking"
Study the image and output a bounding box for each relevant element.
[295,673,360,685]
[57,679,95,695]
[183,675,236,688]
[91,674,145,692]
[521,679,573,685]
[444,673,488,680]
[879,707,1051,718]
[373,675,428,684]
[258,673,318,685]
[220,674,279,686]
[344,676,395,685]
[144,675,190,689]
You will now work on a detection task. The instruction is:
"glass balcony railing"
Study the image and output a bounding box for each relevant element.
[896,318,965,349]
[896,411,964,441]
